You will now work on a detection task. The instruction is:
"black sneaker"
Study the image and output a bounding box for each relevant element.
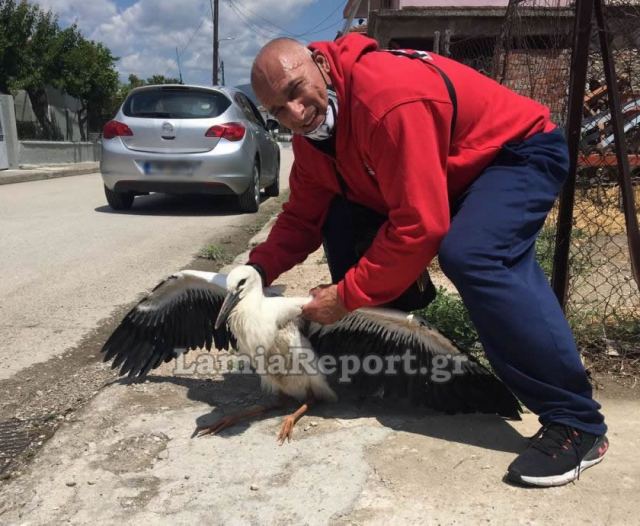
[507,423,609,487]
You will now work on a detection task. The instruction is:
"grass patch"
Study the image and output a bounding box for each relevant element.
[535,225,556,278]
[198,244,228,262]
[419,226,593,357]
[416,287,482,356]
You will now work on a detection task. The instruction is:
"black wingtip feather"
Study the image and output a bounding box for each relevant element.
[101,275,232,379]
[304,311,521,418]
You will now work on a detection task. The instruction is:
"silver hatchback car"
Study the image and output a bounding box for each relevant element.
[100,84,280,212]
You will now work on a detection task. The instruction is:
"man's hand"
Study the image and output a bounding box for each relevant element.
[302,284,348,324]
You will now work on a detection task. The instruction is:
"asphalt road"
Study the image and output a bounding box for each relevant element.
[0,147,293,381]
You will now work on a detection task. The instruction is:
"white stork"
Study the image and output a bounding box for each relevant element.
[101,265,520,443]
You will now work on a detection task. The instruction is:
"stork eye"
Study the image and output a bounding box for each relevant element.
[238,278,247,288]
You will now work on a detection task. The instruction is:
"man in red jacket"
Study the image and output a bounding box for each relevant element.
[249,34,608,487]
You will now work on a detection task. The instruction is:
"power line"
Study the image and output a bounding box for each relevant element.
[162,2,207,79]
[299,19,345,40]
[227,0,347,40]
[295,1,347,39]
[226,0,283,39]
[161,0,348,84]
[180,19,205,58]
[228,0,299,36]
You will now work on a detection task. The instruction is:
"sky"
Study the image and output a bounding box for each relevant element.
[31,0,350,89]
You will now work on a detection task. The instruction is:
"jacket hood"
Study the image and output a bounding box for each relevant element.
[308,33,379,120]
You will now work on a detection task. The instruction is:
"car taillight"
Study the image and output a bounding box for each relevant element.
[103,120,133,140]
[205,122,245,141]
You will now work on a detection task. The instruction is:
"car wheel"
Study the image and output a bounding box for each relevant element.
[104,184,134,210]
[238,161,260,213]
[264,155,280,197]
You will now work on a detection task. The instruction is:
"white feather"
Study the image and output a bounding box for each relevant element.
[224,266,337,402]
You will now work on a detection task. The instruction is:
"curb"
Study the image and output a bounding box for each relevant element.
[0,163,100,186]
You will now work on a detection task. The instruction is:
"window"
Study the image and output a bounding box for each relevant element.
[234,93,265,127]
[123,88,231,119]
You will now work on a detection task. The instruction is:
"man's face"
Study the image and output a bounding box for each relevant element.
[253,49,330,135]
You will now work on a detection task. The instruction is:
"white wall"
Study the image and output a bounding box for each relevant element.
[0,94,20,169]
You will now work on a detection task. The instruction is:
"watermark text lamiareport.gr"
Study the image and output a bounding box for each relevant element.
[173,347,469,383]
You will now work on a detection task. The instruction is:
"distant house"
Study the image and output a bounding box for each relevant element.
[343,0,640,144]
[343,1,575,123]
[344,1,572,68]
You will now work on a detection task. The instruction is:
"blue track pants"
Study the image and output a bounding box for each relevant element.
[438,129,606,434]
[322,128,606,434]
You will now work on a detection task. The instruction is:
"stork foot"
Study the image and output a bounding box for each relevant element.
[276,395,315,445]
[277,415,297,445]
[197,415,242,437]
[196,403,280,437]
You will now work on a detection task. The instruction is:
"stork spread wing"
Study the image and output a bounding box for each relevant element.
[302,309,521,419]
[101,271,234,379]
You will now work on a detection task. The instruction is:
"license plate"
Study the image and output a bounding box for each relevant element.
[143,161,195,176]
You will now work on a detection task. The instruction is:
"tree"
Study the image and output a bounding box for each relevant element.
[0,0,37,93]
[1,1,121,138]
[13,6,64,138]
[61,36,119,139]
[146,74,180,85]
[1,0,182,139]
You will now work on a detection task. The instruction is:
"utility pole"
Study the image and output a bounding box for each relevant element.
[212,0,219,85]
[221,60,225,86]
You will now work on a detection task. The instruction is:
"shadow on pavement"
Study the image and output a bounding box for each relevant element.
[94,193,271,217]
[123,373,527,454]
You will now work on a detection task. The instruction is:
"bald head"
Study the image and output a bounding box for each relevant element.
[251,38,331,135]
[251,38,309,85]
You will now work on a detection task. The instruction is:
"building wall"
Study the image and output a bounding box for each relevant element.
[398,1,508,6]
[14,87,85,142]
[345,0,510,18]
[19,140,99,164]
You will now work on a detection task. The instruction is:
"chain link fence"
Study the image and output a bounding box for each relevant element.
[446,0,639,369]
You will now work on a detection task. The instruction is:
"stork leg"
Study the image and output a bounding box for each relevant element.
[196,395,287,437]
[277,394,316,445]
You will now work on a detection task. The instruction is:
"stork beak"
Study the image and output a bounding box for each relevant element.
[215,290,241,329]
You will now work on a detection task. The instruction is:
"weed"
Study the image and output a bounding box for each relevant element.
[198,244,227,262]
[416,287,482,355]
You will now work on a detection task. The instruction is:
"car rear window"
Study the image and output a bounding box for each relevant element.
[123,88,231,119]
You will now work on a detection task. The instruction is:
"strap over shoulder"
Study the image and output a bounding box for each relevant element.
[385,48,457,143]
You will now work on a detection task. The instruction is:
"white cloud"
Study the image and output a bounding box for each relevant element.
[34,0,118,31]
[31,0,322,89]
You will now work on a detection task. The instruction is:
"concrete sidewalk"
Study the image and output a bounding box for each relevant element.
[0,223,638,525]
[0,162,99,185]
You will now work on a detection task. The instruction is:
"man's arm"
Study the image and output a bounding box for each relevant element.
[248,154,336,286]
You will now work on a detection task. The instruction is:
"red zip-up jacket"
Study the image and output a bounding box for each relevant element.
[249,33,555,311]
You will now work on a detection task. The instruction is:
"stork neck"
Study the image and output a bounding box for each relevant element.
[228,288,264,329]
[228,289,272,358]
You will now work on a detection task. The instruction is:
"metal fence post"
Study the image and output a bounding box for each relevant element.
[552,0,594,309]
